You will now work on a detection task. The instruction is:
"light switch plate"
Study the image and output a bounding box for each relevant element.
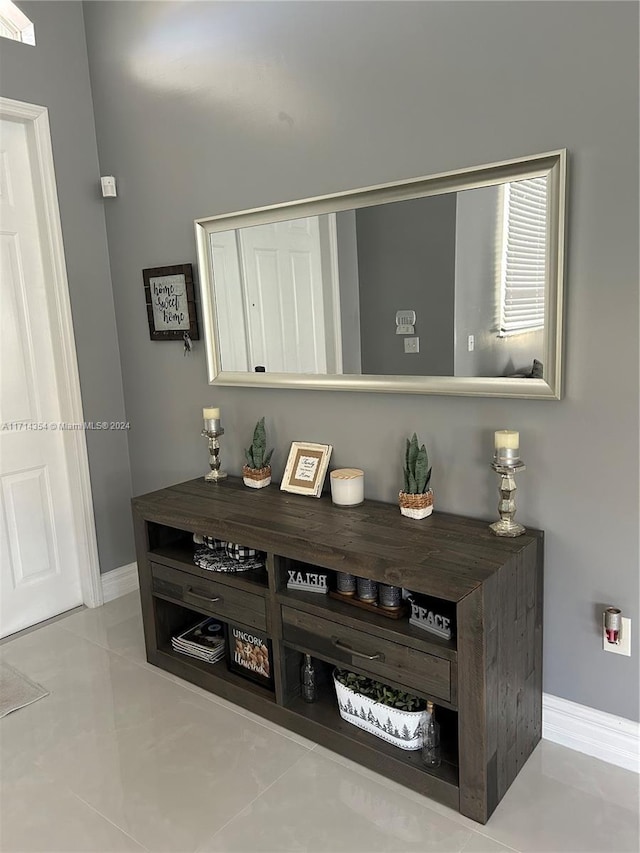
[396,310,416,327]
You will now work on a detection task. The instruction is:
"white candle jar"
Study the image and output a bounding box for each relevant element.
[330,468,364,506]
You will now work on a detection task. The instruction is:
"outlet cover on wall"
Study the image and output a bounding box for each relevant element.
[404,337,419,354]
[602,615,632,656]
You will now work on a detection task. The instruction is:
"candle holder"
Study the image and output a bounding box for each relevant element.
[489,452,526,537]
[202,418,227,482]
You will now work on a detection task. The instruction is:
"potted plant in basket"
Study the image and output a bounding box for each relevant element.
[242,418,274,489]
[399,433,433,519]
[333,669,428,750]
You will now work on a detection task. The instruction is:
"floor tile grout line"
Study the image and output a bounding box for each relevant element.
[198,750,313,850]
[468,827,523,853]
[460,827,522,853]
[64,787,151,851]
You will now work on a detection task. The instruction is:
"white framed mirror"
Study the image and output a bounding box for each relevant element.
[194,150,566,399]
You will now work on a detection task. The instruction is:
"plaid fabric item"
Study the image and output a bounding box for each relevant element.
[193,547,265,574]
[226,542,260,562]
[193,534,227,552]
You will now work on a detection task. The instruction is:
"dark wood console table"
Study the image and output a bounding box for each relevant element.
[132,477,543,824]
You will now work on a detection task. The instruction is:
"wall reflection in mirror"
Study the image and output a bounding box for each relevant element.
[211,177,547,380]
[196,151,565,398]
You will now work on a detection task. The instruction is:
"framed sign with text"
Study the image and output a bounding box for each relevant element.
[143,264,199,341]
[280,441,332,498]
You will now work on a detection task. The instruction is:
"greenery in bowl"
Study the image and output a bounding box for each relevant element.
[335,669,425,712]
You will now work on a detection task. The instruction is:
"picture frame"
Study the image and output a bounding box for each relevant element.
[225,623,274,689]
[280,441,332,498]
[142,263,199,341]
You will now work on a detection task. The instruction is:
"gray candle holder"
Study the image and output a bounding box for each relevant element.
[202,418,227,482]
[489,452,525,537]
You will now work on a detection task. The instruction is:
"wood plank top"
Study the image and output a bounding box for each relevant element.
[132,477,542,602]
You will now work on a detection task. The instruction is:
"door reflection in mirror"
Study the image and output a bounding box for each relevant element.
[210,176,547,379]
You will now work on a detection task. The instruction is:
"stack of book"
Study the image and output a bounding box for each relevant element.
[171,617,225,664]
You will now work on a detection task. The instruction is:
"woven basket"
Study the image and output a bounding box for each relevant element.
[398,489,434,519]
[242,465,271,489]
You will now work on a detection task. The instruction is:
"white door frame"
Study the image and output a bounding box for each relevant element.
[0,96,102,608]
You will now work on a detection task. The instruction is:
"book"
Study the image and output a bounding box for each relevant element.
[171,617,225,663]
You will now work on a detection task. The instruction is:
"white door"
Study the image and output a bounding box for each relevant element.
[239,217,331,374]
[209,216,342,375]
[209,229,250,372]
[0,107,98,637]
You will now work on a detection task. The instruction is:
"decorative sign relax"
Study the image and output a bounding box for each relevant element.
[142,263,199,342]
[287,569,329,594]
[409,599,453,640]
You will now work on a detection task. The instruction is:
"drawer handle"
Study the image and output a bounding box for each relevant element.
[332,637,384,662]
[185,587,222,604]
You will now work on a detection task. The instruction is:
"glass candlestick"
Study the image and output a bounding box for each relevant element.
[421,700,441,768]
[489,452,526,537]
[201,418,227,481]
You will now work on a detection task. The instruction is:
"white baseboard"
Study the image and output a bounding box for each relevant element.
[543,693,640,773]
[101,562,139,603]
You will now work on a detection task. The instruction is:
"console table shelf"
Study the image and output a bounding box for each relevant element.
[133,476,543,824]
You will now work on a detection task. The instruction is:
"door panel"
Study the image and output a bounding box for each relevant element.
[0,115,84,636]
[240,217,328,373]
[2,466,59,583]
[210,230,249,372]
[0,232,39,423]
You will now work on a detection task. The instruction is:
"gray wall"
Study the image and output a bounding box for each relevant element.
[0,1,134,573]
[82,1,639,721]
[357,195,456,375]
[454,184,544,377]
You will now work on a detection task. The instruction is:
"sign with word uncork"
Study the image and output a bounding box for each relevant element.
[142,263,199,341]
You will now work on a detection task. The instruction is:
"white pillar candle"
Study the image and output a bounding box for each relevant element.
[494,430,519,451]
[330,468,364,506]
[203,407,220,420]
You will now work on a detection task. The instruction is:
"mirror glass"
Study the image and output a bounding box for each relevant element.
[195,151,566,398]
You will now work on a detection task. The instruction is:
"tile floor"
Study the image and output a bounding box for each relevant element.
[0,592,638,853]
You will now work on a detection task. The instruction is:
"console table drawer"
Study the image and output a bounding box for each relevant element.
[151,562,267,631]
[282,606,451,703]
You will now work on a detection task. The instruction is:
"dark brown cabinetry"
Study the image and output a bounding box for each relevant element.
[132,477,543,824]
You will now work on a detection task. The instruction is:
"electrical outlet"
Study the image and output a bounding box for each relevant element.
[404,337,419,354]
[603,615,632,656]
